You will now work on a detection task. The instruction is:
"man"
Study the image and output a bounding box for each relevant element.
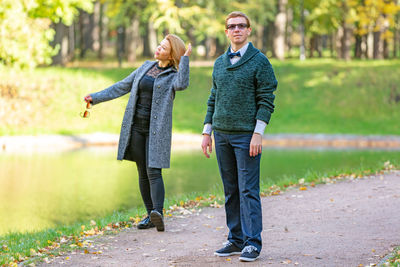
[201,11,278,262]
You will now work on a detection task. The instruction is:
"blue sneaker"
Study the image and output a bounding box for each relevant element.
[239,246,260,262]
[214,241,242,256]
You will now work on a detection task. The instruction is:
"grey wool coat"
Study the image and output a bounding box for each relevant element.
[90,56,190,169]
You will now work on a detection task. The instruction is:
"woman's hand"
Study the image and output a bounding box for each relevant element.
[84,95,93,103]
[184,43,192,57]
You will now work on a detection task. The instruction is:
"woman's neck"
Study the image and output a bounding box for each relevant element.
[157,60,170,68]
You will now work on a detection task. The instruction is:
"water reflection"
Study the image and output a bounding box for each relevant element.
[0,147,399,235]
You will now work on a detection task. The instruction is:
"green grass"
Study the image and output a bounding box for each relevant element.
[1,59,400,135]
[0,159,398,266]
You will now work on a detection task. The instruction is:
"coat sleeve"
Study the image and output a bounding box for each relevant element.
[90,68,138,105]
[255,58,278,124]
[173,56,190,91]
[203,72,217,124]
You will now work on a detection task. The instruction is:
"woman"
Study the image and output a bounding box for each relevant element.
[84,34,191,232]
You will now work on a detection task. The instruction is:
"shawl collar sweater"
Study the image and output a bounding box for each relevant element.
[204,42,278,133]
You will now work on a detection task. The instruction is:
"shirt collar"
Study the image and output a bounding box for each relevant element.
[230,42,249,57]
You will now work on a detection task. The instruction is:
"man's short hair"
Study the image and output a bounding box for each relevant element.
[225,11,251,29]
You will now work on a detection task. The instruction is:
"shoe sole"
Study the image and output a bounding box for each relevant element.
[137,224,155,230]
[239,255,260,262]
[150,212,164,232]
[214,252,242,257]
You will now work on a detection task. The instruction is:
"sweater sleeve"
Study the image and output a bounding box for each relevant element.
[90,68,138,105]
[255,58,278,124]
[203,73,217,124]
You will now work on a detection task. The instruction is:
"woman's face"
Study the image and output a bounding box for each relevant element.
[154,39,172,61]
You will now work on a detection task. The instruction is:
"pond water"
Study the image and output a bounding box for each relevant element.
[0,147,399,235]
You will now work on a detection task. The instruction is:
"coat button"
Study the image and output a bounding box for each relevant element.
[153,131,156,135]
[154,115,157,119]
[157,85,160,88]
[156,100,159,104]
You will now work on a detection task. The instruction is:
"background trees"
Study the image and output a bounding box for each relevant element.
[1,0,400,68]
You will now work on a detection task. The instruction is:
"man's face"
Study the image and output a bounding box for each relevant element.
[225,17,251,46]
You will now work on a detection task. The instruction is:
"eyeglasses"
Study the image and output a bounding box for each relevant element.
[226,23,248,31]
[80,102,92,118]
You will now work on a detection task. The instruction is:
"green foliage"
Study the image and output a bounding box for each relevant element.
[0,0,93,68]
[0,0,54,68]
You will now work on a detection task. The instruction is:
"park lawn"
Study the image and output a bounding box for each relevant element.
[0,59,399,136]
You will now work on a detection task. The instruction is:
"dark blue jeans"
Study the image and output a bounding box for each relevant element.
[214,131,263,252]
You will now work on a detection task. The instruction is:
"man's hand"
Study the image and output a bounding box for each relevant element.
[201,134,212,158]
[249,133,262,157]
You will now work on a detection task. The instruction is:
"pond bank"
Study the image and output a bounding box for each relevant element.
[1,133,400,153]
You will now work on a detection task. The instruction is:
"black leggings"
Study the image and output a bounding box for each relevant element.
[129,128,165,215]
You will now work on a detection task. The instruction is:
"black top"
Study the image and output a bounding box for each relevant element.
[133,64,170,133]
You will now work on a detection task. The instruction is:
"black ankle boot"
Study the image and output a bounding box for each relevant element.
[150,210,164,232]
[137,216,155,229]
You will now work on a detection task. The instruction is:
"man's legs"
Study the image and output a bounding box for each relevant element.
[214,131,244,249]
[231,136,262,252]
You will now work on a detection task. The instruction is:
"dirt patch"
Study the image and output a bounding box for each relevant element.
[38,171,400,267]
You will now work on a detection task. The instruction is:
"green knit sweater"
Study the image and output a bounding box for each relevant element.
[204,42,278,133]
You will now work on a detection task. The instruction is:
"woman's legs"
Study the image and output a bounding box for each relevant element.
[146,167,164,214]
[130,129,153,215]
[130,129,165,215]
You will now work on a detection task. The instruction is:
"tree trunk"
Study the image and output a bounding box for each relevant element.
[51,23,69,66]
[309,35,315,58]
[117,26,125,67]
[362,34,368,59]
[91,1,100,56]
[79,11,94,59]
[125,17,140,63]
[340,23,351,60]
[383,39,389,59]
[285,7,293,56]
[395,13,400,58]
[330,33,335,58]
[299,0,305,60]
[394,26,398,58]
[68,23,75,62]
[206,37,217,58]
[98,2,105,60]
[317,35,322,57]
[354,34,362,58]
[373,30,382,59]
[273,0,287,60]
[143,21,157,57]
[256,24,264,52]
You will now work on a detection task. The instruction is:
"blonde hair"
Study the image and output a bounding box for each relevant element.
[165,34,186,70]
[225,11,251,29]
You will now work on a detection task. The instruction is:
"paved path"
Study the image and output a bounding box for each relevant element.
[40,171,400,267]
